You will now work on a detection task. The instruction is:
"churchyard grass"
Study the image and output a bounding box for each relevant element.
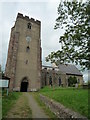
[2,91,21,117]
[39,86,88,118]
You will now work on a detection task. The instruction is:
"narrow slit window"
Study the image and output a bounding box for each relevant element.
[26,46,30,52]
[25,60,28,64]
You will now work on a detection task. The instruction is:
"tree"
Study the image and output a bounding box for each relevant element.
[68,76,77,87]
[46,0,90,70]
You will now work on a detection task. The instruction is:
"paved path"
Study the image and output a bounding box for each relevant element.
[25,93,49,118]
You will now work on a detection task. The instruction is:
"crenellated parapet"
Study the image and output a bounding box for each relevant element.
[16,13,41,25]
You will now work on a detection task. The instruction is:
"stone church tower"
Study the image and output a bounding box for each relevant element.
[5,13,42,91]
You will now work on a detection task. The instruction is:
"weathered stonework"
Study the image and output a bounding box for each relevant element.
[5,13,42,91]
[41,66,83,87]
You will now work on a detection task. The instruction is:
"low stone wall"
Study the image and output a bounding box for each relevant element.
[39,94,88,119]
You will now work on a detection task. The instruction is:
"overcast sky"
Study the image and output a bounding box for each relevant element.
[0,0,88,82]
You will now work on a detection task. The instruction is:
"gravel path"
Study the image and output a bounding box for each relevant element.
[25,93,49,118]
[5,92,49,118]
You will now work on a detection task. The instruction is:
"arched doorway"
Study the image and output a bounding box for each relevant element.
[20,77,28,92]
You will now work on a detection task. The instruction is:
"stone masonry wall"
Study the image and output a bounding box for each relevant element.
[9,32,19,91]
[5,13,42,91]
[5,31,19,91]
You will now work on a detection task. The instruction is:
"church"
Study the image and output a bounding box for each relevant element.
[5,13,83,92]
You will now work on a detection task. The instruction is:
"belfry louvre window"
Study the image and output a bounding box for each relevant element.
[27,23,31,29]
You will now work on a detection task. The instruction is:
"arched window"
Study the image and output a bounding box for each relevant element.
[27,23,31,29]
[49,76,52,86]
[59,77,61,86]
[78,79,80,83]
[26,46,30,52]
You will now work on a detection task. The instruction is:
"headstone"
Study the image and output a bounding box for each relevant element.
[75,83,78,88]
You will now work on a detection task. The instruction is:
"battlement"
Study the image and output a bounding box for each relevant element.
[17,13,41,25]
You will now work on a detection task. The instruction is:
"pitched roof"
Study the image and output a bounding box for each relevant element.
[58,64,83,76]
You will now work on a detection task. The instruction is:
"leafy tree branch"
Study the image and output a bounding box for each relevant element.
[46,0,90,70]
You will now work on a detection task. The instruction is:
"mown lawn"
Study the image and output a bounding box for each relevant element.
[39,87,88,118]
[2,91,22,117]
